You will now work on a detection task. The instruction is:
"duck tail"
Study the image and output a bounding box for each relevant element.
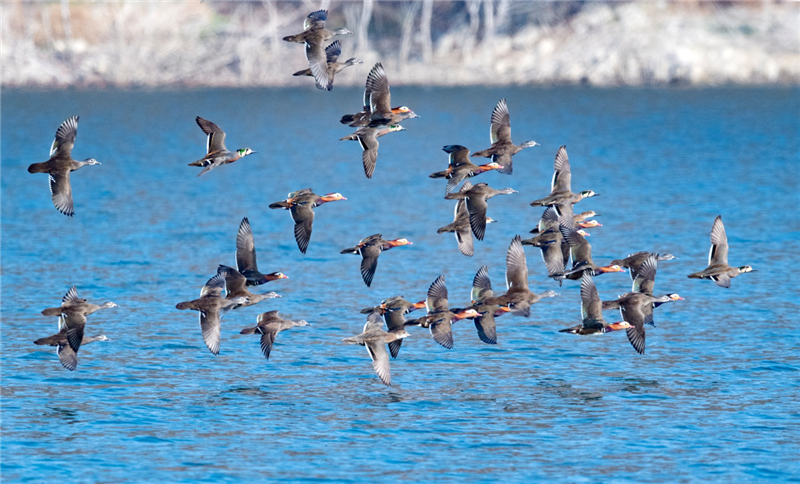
[340,114,356,125]
[429,170,448,179]
[175,301,194,310]
[339,133,358,141]
[687,272,702,279]
[559,326,579,334]
[437,223,455,234]
[28,162,49,174]
[282,34,304,43]
[293,68,312,77]
[340,246,359,255]
[41,307,62,316]
[520,237,534,246]
[239,326,258,335]
[268,200,290,209]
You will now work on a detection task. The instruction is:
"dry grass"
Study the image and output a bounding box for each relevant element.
[2,0,798,88]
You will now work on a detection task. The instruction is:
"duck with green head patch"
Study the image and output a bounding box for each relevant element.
[189,116,256,177]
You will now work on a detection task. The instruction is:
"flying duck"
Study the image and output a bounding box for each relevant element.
[359,296,425,358]
[239,311,309,360]
[268,188,347,253]
[405,275,479,349]
[467,266,512,344]
[556,215,624,281]
[292,40,361,90]
[283,10,352,91]
[444,182,517,241]
[28,116,101,216]
[175,274,248,355]
[688,215,754,287]
[339,124,406,178]
[559,272,632,336]
[235,217,289,286]
[343,311,410,386]
[437,181,497,257]
[429,145,504,195]
[189,117,255,176]
[340,234,412,287]
[34,315,109,371]
[471,99,539,175]
[40,286,117,355]
[610,251,677,294]
[530,146,598,210]
[217,265,281,309]
[340,63,418,128]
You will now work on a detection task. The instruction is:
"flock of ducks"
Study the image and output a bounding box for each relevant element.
[28,10,755,385]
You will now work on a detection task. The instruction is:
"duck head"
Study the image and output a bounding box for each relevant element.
[521,140,540,148]
[333,28,353,35]
[666,293,684,301]
[486,216,498,224]
[598,265,625,274]
[657,253,677,261]
[294,320,311,327]
[387,238,412,248]
[392,106,419,118]
[479,162,504,173]
[607,321,632,331]
[578,220,602,229]
[260,291,282,299]
[577,229,591,237]
[455,308,481,320]
[579,190,599,199]
[238,148,256,157]
[578,211,599,219]
[344,58,363,67]
[83,158,101,166]
[395,330,411,339]
[101,301,119,309]
[267,272,289,280]
[738,265,755,273]
[320,192,347,203]
[541,290,560,298]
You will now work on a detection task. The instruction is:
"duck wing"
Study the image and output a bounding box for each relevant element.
[580,272,604,329]
[471,265,493,302]
[505,235,530,291]
[217,265,248,298]
[199,308,221,355]
[426,275,449,312]
[57,341,79,371]
[235,217,259,275]
[196,116,227,153]
[259,328,279,359]
[473,311,497,344]
[708,215,729,267]
[366,63,391,117]
[620,302,647,355]
[305,38,331,91]
[304,9,327,30]
[632,254,658,295]
[430,316,454,349]
[49,170,74,216]
[50,116,79,158]
[551,145,572,193]
[325,39,342,64]
[453,197,474,256]
[200,273,226,297]
[290,204,315,254]
[357,129,379,179]
[365,338,392,386]
[61,310,87,354]
[359,244,382,287]
[465,196,489,241]
[490,98,511,144]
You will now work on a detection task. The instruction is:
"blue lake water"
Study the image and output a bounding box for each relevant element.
[2,86,799,482]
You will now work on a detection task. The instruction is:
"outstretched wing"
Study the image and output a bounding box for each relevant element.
[50,116,79,158]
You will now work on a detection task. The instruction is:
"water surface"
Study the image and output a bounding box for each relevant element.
[2,86,799,482]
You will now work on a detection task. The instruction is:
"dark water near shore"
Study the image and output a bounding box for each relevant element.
[2,86,799,482]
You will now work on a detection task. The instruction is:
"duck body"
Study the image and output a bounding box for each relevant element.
[239,310,309,360]
[688,216,754,288]
[340,234,412,287]
[176,274,248,355]
[555,215,624,282]
[471,99,538,175]
[28,116,100,216]
[268,188,346,253]
[444,182,516,241]
[429,145,503,195]
[189,117,255,176]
